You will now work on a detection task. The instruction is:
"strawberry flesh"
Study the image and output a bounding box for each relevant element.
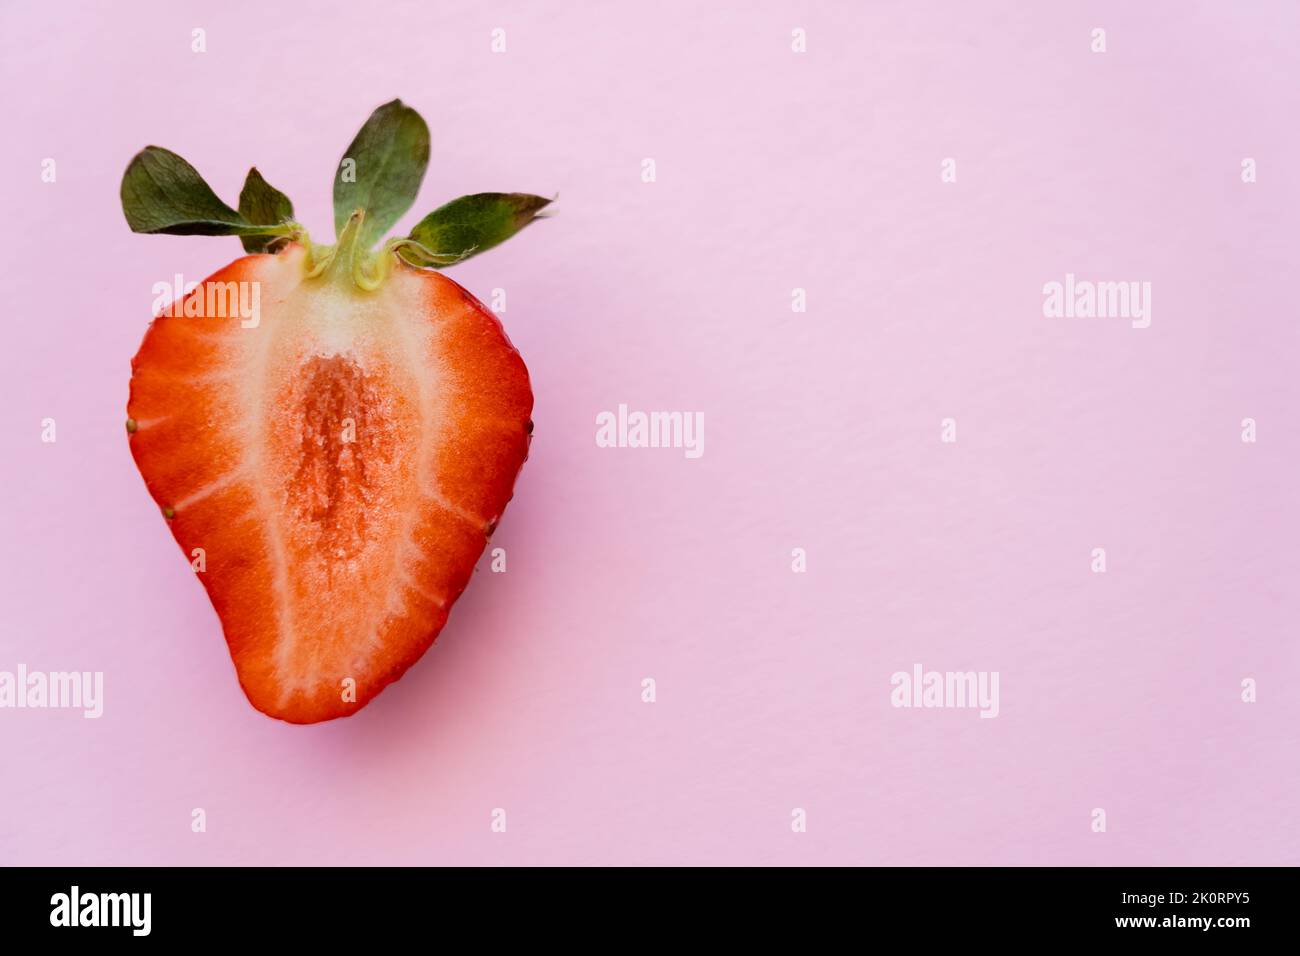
[127,244,532,722]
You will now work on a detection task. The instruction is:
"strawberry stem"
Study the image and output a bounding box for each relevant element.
[310,209,390,291]
[122,102,552,285]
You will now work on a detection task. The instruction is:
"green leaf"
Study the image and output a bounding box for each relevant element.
[121,146,286,237]
[238,168,295,253]
[399,193,552,267]
[389,238,475,269]
[333,99,430,250]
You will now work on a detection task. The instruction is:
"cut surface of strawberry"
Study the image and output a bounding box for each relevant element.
[121,100,548,722]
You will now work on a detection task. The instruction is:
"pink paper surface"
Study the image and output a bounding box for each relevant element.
[0,0,1296,865]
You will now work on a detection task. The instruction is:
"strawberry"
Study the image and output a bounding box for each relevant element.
[121,100,549,723]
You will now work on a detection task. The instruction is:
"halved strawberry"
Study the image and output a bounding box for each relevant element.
[121,100,549,722]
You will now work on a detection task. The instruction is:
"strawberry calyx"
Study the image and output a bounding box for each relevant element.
[120,99,552,292]
[309,209,393,292]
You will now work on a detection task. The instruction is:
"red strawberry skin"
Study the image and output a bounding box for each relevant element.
[127,245,532,722]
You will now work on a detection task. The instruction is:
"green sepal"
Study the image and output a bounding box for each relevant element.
[120,147,292,238]
[237,168,295,253]
[387,238,474,269]
[333,99,430,251]
[397,193,551,267]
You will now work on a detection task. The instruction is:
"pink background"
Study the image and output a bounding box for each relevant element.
[1,0,1297,866]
